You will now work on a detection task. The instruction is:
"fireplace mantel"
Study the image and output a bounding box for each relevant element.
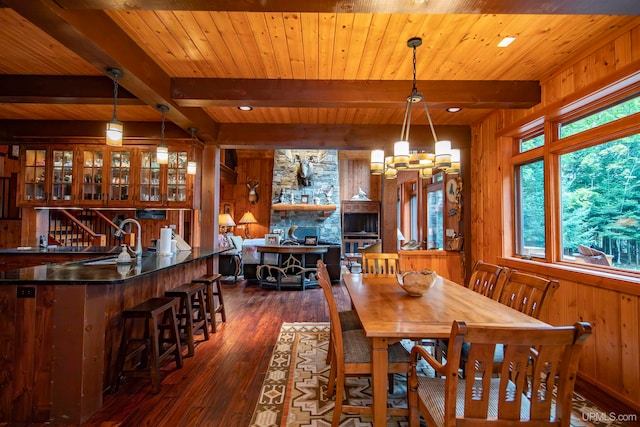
[271,203,337,218]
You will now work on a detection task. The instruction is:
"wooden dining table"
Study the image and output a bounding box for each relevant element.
[342,272,550,427]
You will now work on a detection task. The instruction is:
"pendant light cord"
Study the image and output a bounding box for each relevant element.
[112,72,119,121]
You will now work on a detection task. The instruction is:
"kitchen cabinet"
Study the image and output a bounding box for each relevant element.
[18,143,194,209]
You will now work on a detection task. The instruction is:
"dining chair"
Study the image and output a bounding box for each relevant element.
[361,252,400,277]
[316,260,410,426]
[466,260,508,300]
[435,260,508,362]
[316,261,361,364]
[408,320,592,427]
[498,270,559,320]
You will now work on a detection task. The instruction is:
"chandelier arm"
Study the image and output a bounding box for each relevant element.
[422,97,439,144]
[400,97,412,141]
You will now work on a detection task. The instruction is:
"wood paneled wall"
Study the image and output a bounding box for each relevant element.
[470,23,640,412]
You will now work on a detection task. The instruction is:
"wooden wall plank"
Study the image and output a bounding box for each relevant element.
[0,285,16,422]
[620,294,640,402]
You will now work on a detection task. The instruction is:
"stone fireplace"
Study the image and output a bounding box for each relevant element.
[270,149,341,243]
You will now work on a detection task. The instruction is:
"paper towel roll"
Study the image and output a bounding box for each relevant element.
[158,227,173,256]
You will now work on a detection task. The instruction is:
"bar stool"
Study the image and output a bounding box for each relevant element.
[165,282,210,356]
[113,296,183,394]
[192,274,226,333]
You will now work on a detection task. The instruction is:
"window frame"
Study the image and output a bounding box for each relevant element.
[503,76,640,276]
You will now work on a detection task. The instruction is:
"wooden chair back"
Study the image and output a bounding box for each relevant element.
[408,320,592,427]
[466,260,508,300]
[498,271,559,320]
[578,244,612,266]
[362,252,400,277]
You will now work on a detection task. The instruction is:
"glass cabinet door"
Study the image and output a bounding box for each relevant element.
[427,184,444,250]
[167,151,188,202]
[110,150,131,202]
[82,150,103,201]
[24,149,47,201]
[140,151,161,202]
[52,149,74,201]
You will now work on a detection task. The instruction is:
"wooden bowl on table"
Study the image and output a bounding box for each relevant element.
[397,270,437,296]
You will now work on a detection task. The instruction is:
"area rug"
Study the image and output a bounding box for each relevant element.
[249,322,628,427]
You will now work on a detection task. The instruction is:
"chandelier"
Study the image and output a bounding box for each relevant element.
[371,37,459,179]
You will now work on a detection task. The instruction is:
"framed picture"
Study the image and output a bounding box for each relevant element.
[265,233,281,246]
[8,144,19,160]
[304,235,318,246]
[300,194,309,204]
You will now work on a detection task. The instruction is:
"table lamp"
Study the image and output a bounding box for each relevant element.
[238,211,258,239]
[218,213,236,234]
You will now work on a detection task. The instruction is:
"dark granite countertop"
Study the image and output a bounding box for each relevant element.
[0,248,227,284]
[0,246,124,255]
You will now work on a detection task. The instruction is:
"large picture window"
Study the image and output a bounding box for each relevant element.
[510,86,640,272]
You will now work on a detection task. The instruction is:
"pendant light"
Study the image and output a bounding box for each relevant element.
[187,127,197,175]
[370,149,385,175]
[106,68,123,146]
[156,105,169,164]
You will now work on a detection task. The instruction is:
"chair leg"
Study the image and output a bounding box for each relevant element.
[148,316,161,394]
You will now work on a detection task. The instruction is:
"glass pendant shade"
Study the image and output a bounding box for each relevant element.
[393,140,410,169]
[156,145,168,164]
[384,156,397,179]
[187,160,197,175]
[420,167,433,180]
[106,120,123,146]
[370,149,385,175]
[435,140,452,169]
[446,149,461,174]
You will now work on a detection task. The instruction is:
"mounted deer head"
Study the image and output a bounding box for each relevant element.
[247,178,259,204]
[284,150,326,187]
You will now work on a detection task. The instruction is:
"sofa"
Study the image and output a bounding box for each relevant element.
[241,238,342,284]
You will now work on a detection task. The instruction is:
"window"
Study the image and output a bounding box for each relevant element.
[560,134,640,269]
[510,82,640,272]
[515,160,545,257]
[427,183,443,250]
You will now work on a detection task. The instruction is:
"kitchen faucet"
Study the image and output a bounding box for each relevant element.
[115,218,143,259]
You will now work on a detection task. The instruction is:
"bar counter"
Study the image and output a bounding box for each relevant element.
[0,248,224,425]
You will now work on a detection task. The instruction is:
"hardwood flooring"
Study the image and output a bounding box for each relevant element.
[17,279,639,427]
[80,280,349,427]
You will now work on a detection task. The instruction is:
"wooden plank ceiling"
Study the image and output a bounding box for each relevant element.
[0,1,639,149]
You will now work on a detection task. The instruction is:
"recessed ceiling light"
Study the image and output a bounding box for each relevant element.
[497,36,516,48]
[237,105,253,111]
[447,107,462,113]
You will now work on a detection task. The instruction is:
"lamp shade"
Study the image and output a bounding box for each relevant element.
[435,140,452,169]
[156,144,168,164]
[370,149,385,175]
[106,120,123,146]
[218,213,236,227]
[187,160,197,175]
[238,211,258,224]
[393,140,410,169]
[446,149,461,174]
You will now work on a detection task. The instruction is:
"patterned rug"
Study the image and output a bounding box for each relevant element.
[249,322,627,427]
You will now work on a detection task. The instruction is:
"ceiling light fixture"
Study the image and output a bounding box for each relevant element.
[156,104,169,165]
[446,107,462,113]
[106,68,123,146]
[498,36,516,48]
[238,105,253,111]
[187,127,197,175]
[372,37,453,180]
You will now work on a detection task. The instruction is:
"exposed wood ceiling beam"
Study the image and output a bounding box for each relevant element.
[216,123,471,150]
[0,120,469,149]
[0,75,143,105]
[54,0,640,15]
[0,120,188,140]
[3,0,220,142]
[172,78,540,109]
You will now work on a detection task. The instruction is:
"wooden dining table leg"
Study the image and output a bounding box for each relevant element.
[371,336,388,427]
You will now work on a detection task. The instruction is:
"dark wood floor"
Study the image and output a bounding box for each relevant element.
[79,280,350,427]
[20,278,639,427]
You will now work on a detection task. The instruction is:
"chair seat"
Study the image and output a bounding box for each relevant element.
[343,329,409,364]
[339,310,361,331]
[416,377,532,427]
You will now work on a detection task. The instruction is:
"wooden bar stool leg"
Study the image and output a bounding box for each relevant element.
[195,288,210,341]
[166,305,183,369]
[183,294,196,356]
[148,316,161,393]
[215,278,227,323]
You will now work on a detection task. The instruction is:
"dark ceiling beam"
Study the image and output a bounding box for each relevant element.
[172,78,540,109]
[216,123,471,151]
[3,0,219,142]
[55,0,640,15]
[0,75,143,105]
[0,120,188,140]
